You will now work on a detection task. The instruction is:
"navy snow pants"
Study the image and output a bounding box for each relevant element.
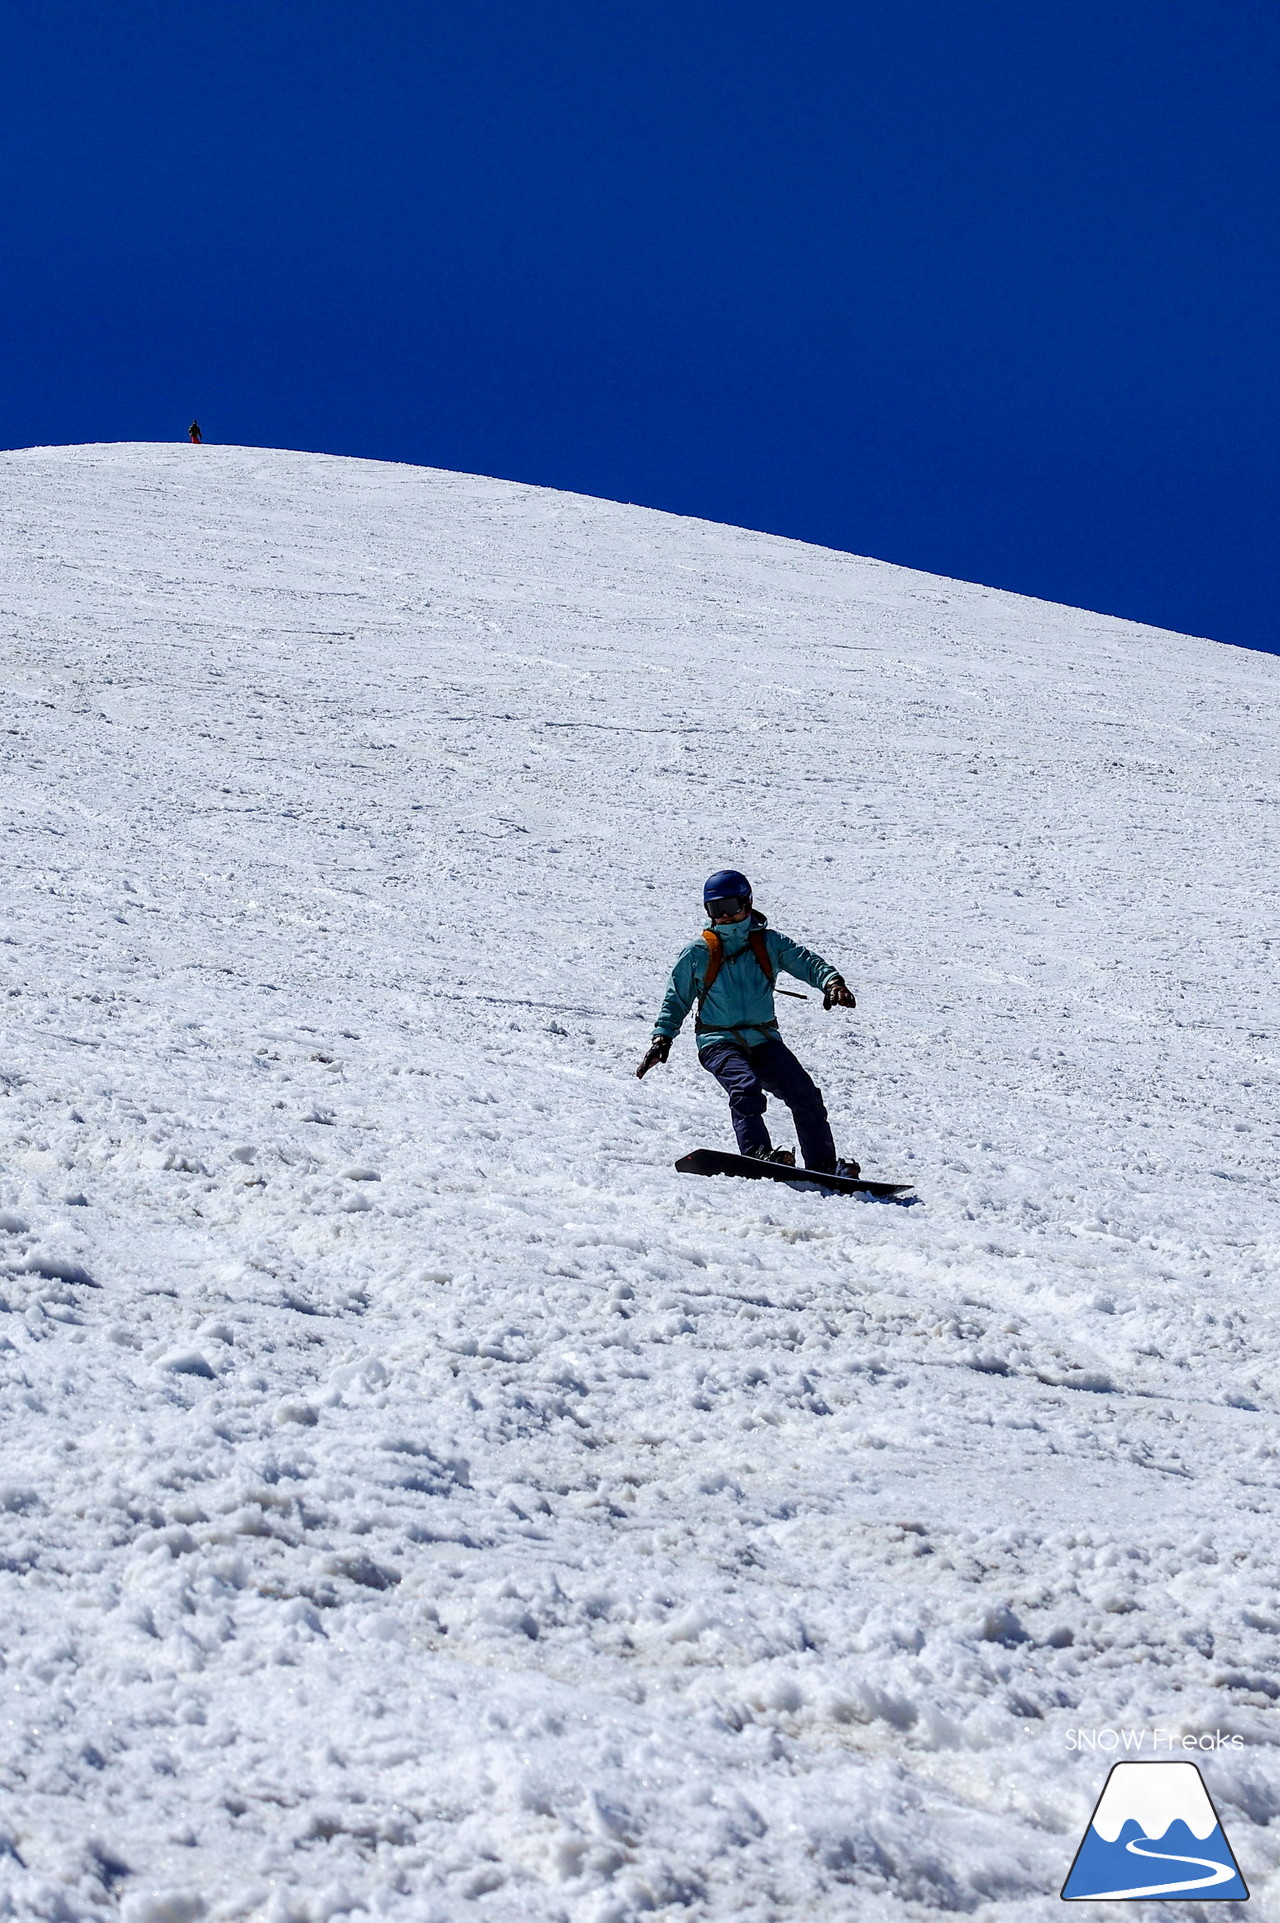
[699,1037,837,1171]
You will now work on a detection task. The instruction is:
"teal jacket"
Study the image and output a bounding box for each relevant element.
[653,912,843,1053]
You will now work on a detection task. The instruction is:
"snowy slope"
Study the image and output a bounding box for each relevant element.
[2,441,1279,1923]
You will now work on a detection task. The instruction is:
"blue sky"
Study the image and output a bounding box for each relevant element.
[2,1,1276,652]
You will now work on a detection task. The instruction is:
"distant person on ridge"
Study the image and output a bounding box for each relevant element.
[188,420,203,444]
[638,870,860,1175]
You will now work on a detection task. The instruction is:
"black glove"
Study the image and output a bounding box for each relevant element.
[636,1035,672,1078]
[823,977,856,1010]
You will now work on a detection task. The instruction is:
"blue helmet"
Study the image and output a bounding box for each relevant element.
[703,869,752,912]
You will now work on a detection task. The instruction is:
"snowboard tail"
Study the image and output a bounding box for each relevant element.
[675,1148,912,1198]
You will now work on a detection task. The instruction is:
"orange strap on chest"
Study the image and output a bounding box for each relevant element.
[699,927,774,1007]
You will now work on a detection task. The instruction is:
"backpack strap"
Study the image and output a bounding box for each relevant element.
[698,926,774,1015]
[748,928,775,985]
[698,929,724,1008]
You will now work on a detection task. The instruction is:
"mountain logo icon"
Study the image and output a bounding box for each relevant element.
[1062,1760,1248,1901]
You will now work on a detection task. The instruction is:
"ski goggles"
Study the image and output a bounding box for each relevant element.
[705,895,751,919]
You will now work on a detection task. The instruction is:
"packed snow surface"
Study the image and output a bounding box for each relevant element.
[2,441,1279,1923]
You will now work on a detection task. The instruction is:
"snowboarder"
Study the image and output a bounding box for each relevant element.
[637,869,860,1176]
[188,420,203,444]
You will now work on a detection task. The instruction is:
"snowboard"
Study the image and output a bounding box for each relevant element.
[675,1148,912,1198]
